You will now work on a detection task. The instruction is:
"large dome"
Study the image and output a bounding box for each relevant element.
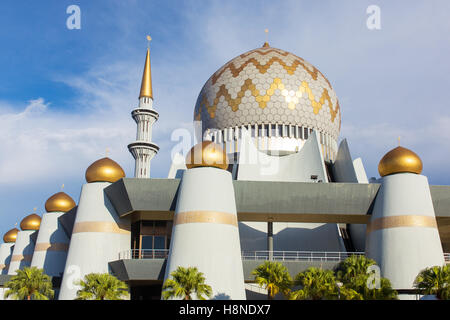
[194,43,341,158]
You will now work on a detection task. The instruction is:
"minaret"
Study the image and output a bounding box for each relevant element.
[128,36,159,178]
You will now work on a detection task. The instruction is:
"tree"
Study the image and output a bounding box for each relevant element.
[290,267,341,300]
[162,266,212,300]
[75,273,129,300]
[4,267,54,300]
[414,265,450,300]
[252,261,292,300]
[334,255,398,300]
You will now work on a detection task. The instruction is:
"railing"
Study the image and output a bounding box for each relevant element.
[119,249,169,260]
[241,251,365,262]
[119,249,450,263]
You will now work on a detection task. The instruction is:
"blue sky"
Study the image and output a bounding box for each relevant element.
[1,0,450,236]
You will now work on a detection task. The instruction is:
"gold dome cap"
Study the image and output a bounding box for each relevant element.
[45,192,76,213]
[185,141,229,170]
[20,214,41,231]
[3,228,19,243]
[378,146,423,177]
[85,157,125,183]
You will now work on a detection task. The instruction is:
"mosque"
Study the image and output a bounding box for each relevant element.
[0,38,449,300]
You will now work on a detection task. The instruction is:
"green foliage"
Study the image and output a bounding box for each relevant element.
[4,267,54,300]
[251,261,292,299]
[251,255,399,300]
[414,265,450,300]
[75,273,129,300]
[291,267,342,300]
[162,266,212,300]
[334,255,398,300]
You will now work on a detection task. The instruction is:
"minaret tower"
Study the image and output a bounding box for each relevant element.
[128,36,159,178]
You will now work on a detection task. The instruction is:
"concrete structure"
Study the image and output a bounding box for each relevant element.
[8,214,40,275]
[31,192,76,277]
[164,160,246,299]
[58,159,131,300]
[366,163,445,296]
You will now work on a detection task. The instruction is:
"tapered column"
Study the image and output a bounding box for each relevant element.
[59,182,130,300]
[164,167,246,299]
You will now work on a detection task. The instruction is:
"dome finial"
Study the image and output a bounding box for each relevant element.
[262,28,270,47]
[139,36,153,99]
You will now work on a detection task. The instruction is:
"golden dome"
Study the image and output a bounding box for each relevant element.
[45,192,76,213]
[3,228,19,243]
[185,141,229,170]
[85,157,125,183]
[20,214,41,231]
[378,146,423,177]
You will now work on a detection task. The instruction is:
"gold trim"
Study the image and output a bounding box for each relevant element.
[11,254,32,262]
[0,264,5,270]
[367,215,438,234]
[34,242,69,252]
[72,221,130,235]
[174,211,238,227]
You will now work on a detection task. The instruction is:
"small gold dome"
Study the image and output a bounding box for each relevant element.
[185,141,229,170]
[20,214,41,231]
[378,146,423,177]
[3,228,19,243]
[45,192,76,213]
[85,157,125,183]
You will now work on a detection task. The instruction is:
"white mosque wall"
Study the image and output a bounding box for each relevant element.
[353,158,369,183]
[236,129,344,253]
[58,182,130,300]
[164,167,246,300]
[167,152,187,179]
[331,139,358,183]
[366,173,444,292]
[7,230,36,275]
[0,243,14,275]
[31,211,70,277]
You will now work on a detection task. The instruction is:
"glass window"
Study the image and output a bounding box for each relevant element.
[141,235,153,250]
[304,127,309,140]
[154,236,165,250]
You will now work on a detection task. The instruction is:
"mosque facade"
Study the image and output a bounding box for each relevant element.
[0,40,449,300]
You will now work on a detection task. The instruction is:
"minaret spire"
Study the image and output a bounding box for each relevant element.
[128,35,160,178]
[139,40,153,99]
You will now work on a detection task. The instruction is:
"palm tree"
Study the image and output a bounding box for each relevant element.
[4,267,54,300]
[290,267,339,300]
[334,255,398,300]
[414,265,450,300]
[252,261,292,300]
[75,273,129,300]
[162,266,212,300]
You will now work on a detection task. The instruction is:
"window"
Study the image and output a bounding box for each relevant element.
[304,127,309,140]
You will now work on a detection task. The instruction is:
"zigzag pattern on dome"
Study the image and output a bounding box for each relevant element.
[211,47,333,89]
[195,77,340,123]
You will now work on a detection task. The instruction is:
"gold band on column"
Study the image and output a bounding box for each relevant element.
[367,215,438,234]
[72,221,130,235]
[11,254,32,262]
[174,211,238,227]
[34,242,69,252]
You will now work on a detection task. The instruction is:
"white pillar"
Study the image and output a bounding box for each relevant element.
[164,167,246,300]
[58,182,130,300]
[366,173,444,296]
[0,243,14,275]
[31,211,70,277]
[8,231,36,275]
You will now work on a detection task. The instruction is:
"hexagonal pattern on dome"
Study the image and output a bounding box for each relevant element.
[194,44,341,141]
